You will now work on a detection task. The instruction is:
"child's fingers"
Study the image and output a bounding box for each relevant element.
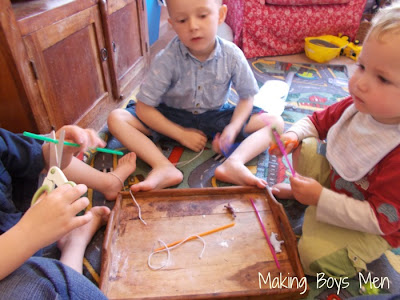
[285,141,297,153]
[289,174,306,189]
[87,128,106,148]
[69,210,93,231]
[270,186,280,194]
[70,196,90,216]
[61,126,106,154]
[52,184,88,205]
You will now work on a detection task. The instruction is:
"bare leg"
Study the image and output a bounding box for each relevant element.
[57,206,110,273]
[216,158,268,188]
[215,114,284,188]
[64,152,137,200]
[108,109,183,192]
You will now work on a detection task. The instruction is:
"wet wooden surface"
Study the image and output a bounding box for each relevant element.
[100,186,308,299]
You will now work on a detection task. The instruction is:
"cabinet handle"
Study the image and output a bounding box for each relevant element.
[112,41,116,52]
[30,60,39,80]
[100,48,108,61]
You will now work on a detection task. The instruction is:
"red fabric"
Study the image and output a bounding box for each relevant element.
[168,146,184,164]
[266,0,349,5]
[223,0,366,58]
[309,97,400,247]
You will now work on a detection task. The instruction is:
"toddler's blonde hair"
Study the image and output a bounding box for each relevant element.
[368,2,400,39]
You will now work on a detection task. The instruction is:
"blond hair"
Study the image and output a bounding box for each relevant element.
[368,2,400,40]
[165,0,222,6]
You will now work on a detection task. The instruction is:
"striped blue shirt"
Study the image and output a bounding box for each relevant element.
[136,36,259,114]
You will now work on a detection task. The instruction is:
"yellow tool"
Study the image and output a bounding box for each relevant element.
[31,130,76,205]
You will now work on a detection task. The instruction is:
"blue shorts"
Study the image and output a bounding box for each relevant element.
[126,102,262,143]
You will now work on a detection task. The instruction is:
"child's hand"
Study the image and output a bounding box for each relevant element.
[178,128,207,152]
[269,131,299,157]
[215,124,237,155]
[59,125,106,153]
[289,174,322,206]
[212,132,237,156]
[56,125,106,169]
[18,184,92,251]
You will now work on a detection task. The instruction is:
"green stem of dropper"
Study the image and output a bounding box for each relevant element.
[23,131,124,156]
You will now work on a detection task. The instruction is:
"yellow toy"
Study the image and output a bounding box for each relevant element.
[305,35,349,63]
[304,35,363,63]
[340,35,363,61]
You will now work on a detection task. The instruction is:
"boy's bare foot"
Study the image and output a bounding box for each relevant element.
[271,183,295,199]
[57,206,110,273]
[215,158,267,188]
[103,152,137,200]
[130,164,183,192]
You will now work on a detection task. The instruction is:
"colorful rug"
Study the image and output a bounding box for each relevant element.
[79,59,399,298]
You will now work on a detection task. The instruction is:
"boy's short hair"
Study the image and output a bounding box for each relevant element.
[369,2,400,39]
[165,0,222,6]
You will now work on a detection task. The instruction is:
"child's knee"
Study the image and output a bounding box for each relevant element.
[269,114,284,131]
[297,237,317,275]
[107,108,126,125]
[298,239,358,278]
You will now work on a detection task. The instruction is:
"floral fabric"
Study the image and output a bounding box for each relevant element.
[223,0,366,58]
[265,0,349,5]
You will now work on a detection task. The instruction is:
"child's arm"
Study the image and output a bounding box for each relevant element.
[136,101,207,152]
[318,150,400,236]
[316,187,383,234]
[289,174,383,234]
[270,98,354,157]
[291,149,400,236]
[0,184,91,280]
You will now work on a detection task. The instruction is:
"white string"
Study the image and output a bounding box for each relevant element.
[130,189,147,225]
[147,235,206,270]
[109,172,125,190]
[110,171,147,225]
[174,148,204,168]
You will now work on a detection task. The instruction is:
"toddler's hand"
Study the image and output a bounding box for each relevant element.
[19,184,92,250]
[269,131,299,157]
[289,174,322,206]
[179,128,207,152]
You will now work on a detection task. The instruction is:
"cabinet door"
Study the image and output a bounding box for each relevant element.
[0,0,49,133]
[23,4,114,131]
[101,0,150,100]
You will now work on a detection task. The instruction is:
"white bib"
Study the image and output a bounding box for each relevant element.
[326,104,400,181]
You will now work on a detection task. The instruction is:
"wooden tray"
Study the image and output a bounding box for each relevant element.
[100,186,308,299]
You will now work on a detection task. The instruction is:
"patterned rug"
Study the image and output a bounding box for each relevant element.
[79,59,399,298]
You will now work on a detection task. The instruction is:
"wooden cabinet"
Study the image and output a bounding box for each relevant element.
[0,0,149,133]
[101,0,149,101]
